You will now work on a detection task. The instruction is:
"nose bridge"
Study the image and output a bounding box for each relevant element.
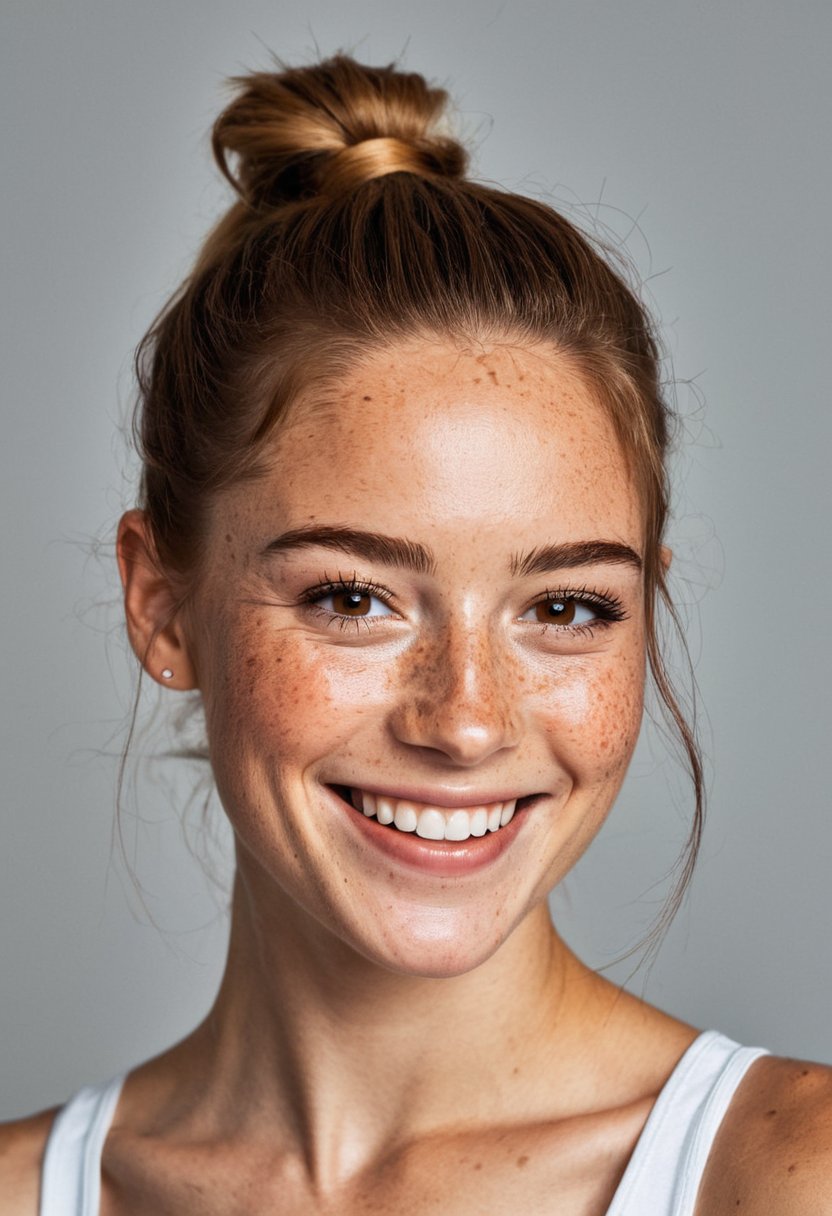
[442,614,498,704]
[391,609,521,764]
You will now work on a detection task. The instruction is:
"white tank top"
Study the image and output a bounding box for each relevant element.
[39,1030,767,1215]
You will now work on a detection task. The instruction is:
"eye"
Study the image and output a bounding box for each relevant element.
[519,589,627,632]
[317,588,395,618]
[301,577,399,625]
[522,597,597,627]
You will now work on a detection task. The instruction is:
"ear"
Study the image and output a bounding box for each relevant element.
[117,509,198,690]
[660,544,673,571]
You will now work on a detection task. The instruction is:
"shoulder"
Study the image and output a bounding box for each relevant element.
[696,1053,832,1215]
[0,1107,59,1216]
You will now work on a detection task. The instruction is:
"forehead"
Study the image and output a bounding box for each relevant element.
[235,340,641,548]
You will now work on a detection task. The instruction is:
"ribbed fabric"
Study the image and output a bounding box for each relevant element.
[39,1031,767,1215]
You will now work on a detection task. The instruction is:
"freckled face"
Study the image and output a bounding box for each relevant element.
[188,341,646,977]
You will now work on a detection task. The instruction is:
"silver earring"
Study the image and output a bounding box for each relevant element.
[161,668,174,680]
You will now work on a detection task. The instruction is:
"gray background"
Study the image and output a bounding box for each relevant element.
[2,0,829,1119]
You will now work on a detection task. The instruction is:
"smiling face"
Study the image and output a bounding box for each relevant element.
[184,339,646,977]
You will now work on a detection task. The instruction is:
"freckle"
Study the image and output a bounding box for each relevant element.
[516,1155,529,1168]
[362,395,372,401]
[765,1109,777,1117]
[225,533,232,543]
[473,1162,482,1171]
[787,1164,797,1174]
[801,1069,809,1076]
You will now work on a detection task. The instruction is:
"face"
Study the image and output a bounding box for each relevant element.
[185,339,646,977]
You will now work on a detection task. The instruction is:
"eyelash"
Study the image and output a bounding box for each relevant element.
[299,576,628,637]
[530,585,628,638]
[299,576,396,632]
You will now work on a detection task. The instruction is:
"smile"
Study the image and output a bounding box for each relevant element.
[344,788,520,841]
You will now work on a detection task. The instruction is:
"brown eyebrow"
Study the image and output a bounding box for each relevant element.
[262,526,437,575]
[263,526,641,578]
[510,541,642,577]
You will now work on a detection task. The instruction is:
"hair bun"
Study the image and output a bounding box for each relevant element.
[212,54,468,207]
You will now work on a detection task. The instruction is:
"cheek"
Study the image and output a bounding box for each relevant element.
[201,615,393,772]
[537,650,645,783]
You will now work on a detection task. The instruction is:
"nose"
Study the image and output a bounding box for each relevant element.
[388,620,522,767]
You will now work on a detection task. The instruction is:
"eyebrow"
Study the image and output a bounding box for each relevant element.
[510,540,642,577]
[263,526,641,577]
[263,526,436,574]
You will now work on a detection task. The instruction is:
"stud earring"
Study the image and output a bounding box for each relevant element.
[161,668,174,680]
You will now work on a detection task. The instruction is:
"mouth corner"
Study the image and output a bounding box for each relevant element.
[516,793,541,812]
[330,783,358,808]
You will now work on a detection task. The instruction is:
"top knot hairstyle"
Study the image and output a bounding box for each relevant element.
[212,56,467,204]
[133,54,703,929]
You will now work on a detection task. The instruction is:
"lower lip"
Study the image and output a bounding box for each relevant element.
[326,787,531,877]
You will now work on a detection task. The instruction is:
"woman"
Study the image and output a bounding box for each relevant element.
[2,53,830,1215]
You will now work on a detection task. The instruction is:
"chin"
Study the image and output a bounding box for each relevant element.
[343,904,521,980]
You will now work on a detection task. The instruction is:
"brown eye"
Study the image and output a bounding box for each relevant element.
[331,590,373,616]
[533,598,577,625]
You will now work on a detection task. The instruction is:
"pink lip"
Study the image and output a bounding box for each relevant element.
[325,786,533,877]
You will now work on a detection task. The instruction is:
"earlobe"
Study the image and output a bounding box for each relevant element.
[660,545,673,571]
[116,510,198,690]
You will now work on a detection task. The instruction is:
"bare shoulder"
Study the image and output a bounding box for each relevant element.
[0,1108,58,1216]
[696,1054,832,1215]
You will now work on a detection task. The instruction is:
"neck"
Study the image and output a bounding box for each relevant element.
[178,861,612,1187]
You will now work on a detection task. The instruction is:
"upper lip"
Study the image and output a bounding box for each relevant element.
[330,783,541,809]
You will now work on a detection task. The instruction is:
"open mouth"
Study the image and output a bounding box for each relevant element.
[331,786,538,843]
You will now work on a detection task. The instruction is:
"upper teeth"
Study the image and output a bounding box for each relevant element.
[352,790,516,841]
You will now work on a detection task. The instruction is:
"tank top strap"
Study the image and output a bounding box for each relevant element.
[37,1034,766,1215]
[40,1075,125,1216]
[607,1030,769,1215]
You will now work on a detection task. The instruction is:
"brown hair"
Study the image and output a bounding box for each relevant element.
[133,53,703,931]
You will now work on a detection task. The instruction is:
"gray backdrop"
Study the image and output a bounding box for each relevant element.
[2,0,830,1119]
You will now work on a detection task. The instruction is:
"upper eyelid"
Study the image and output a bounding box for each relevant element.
[520,586,627,612]
[301,576,395,600]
